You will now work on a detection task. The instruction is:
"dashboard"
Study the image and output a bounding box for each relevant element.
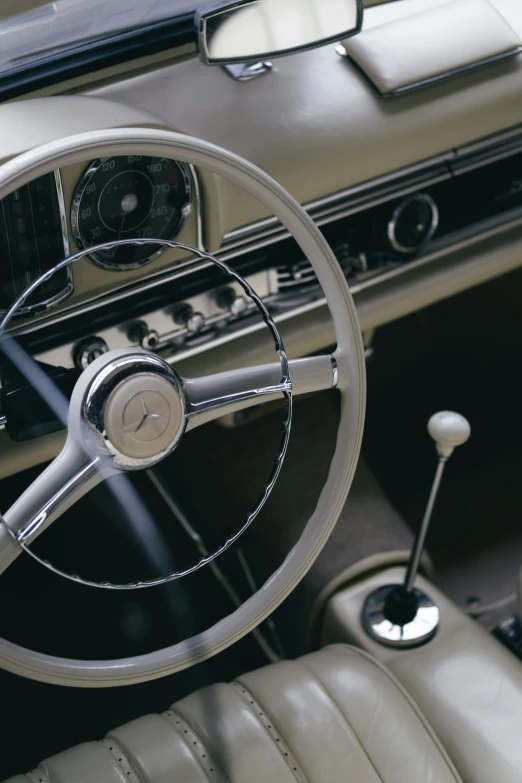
[0,0,522,476]
[2,116,522,369]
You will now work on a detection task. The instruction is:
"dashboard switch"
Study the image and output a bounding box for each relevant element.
[186,312,206,334]
[216,286,248,317]
[127,321,160,351]
[73,336,108,369]
[173,303,205,334]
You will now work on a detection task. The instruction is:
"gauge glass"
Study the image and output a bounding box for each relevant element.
[71,156,192,270]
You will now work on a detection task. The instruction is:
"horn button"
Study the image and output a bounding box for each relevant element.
[104,373,186,460]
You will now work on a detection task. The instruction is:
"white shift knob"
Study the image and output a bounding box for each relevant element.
[428,411,471,457]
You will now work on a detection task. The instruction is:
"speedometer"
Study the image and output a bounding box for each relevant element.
[71,156,192,270]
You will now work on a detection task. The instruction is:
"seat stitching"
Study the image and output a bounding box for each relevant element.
[37,764,56,783]
[297,659,385,783]
[98,737,144,783]
[232,680,309,783]
[26,768,52,783]
[162,708,228,782]
[327,644,462,783]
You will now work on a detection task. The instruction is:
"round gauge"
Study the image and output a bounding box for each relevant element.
[71,156,192,270]
[387,193,439,255]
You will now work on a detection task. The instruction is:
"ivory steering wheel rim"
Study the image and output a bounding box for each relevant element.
[0,128,365,686]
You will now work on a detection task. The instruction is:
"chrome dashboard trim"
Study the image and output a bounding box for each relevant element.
[187,162,205,252]
[1,151,455,334]
[55,169,72,260]
[220,152,454,253]
[2,213,522,433]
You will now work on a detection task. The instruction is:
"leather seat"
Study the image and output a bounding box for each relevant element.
[6,645,462,783]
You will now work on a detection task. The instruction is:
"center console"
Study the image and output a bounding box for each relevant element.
[319,409,522,783]
[321,566,522,783]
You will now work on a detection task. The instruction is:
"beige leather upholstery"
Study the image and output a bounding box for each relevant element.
[5,646,461,783]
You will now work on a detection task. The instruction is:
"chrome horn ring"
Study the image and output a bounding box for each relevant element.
[0,238,292,590]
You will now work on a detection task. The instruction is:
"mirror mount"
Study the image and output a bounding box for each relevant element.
[196,0,363,67]
[222,60,273,81]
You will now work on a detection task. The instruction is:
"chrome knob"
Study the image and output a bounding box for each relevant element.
[127,321,160,351]
[173,303,205,334]
[73,336,109,370]
[216,286,248,316]
[186,312,205,334]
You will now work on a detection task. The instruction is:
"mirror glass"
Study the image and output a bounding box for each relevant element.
[198,0,362,64]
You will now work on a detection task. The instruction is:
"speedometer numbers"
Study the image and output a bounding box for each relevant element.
[71,156,192,270]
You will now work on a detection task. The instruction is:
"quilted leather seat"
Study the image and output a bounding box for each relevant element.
[6,645,462,783]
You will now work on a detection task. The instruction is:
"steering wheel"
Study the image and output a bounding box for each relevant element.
[0,128,365,686]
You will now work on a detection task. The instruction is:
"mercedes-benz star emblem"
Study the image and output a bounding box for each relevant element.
[122,390,171,443]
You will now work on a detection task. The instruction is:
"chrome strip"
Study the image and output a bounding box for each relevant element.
[55,169,71,258]
[188,162,205,251]
[221,153,453,251]
[53,168,74,302]
[384,48,522,97]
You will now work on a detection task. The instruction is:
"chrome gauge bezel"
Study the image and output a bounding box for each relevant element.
[387,192,439,255]
[70,156,193,271]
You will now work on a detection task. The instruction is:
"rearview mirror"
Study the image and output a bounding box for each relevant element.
[196,0,363,65]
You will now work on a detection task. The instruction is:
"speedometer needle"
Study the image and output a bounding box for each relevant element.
[117,211,127,240]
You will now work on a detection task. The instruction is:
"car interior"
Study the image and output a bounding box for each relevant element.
[0,0,522,780]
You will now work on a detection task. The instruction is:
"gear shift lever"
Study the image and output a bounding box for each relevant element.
[362,411,471,648]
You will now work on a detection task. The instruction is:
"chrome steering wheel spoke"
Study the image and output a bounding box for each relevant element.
[184,355,336,429]
[0,439,109,574]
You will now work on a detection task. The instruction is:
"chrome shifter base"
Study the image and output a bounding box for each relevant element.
[362,584,440,648]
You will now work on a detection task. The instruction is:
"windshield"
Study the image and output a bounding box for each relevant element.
[0,0,199,78]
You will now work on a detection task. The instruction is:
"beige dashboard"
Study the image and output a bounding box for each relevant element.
[0,0,522,476]
[88,0,522,236]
